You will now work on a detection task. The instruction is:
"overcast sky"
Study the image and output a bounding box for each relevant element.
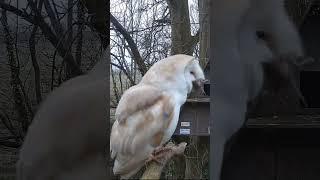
[109,0,199,65]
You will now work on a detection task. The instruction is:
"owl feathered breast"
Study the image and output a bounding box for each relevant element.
[110,54,204,179]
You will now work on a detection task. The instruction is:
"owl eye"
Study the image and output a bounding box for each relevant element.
[256,30,270,41]
[256,31,265,39]
[190,71,195,75]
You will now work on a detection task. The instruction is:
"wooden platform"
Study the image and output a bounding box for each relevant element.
[247,115,320,128]
[175,97,320,136]
[187,97,320,128]
[180,97,320,179]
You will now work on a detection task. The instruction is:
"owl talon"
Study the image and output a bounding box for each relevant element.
[153,146,172,155]
[145,154,164,165]
[145,146,174,165]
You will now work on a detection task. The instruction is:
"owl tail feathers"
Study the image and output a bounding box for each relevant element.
[113,158,145,179]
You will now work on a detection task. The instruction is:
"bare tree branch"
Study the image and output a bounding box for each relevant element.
[111,68,120,103]
[29,25,42,104]
[0,2,34,23]
[111,52,135,85]
[64,0,74,78]
[1,9,32,134]
[297,0,316,28]
[44,0,64,37]
[190,29,200,50]
[0,111,22,143]
[0,140,20,148]
[51,0,60,20]
[27,0,82,76]
[75,0,84,65]
[80,0,108,48]
[111,13,148,75]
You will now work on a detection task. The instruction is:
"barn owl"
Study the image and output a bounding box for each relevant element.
[210,0,304,179]
[110,54,205,179]
[16,49,108,180]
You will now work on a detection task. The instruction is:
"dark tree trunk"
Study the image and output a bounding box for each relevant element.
[166,0,198,55]
[1,10,32,135]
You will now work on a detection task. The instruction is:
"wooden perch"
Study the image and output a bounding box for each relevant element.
[141,142,187,180]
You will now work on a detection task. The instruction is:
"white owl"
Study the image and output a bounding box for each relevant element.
[110,54,206,179]
[210,0,305,179]
[16,50,109,180]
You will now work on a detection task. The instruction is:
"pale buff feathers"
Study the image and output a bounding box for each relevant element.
[141,54,204,88]
[110,54,205,179]
[115,84,163,124]
[111,94,175,179]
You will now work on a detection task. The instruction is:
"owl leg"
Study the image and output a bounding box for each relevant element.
[145,154,163,165]
[153,145,172,154]
[145,146,173,165]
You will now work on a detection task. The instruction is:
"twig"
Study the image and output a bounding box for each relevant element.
[110,13,147,75]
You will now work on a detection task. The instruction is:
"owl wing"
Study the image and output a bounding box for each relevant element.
[115,84,165,124]
[110,86,176,178]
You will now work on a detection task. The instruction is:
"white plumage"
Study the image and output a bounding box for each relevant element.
[210,0,304,179]
[110,54,205,179]
[16,50,109,180]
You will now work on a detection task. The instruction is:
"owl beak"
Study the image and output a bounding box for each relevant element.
[262,56,313,107]
[192,79,208,95]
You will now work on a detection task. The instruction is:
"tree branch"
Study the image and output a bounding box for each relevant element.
[27,0,82,76]
[297,0,316,29]
[75,0,84,65]
[0,2,34,24]
[0,2,81,76]
[141,142,187,180]
[29,25,42,104]
[1,9,32,134]
[110,13,147,75]
[44,0,64,37]
[0,140,21,148]
[191,30,200,48]
[0,111,22,142]
[111,53,135,85]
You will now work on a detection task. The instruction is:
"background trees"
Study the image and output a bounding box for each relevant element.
[0,0,210,178]
[0,0,106,178]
